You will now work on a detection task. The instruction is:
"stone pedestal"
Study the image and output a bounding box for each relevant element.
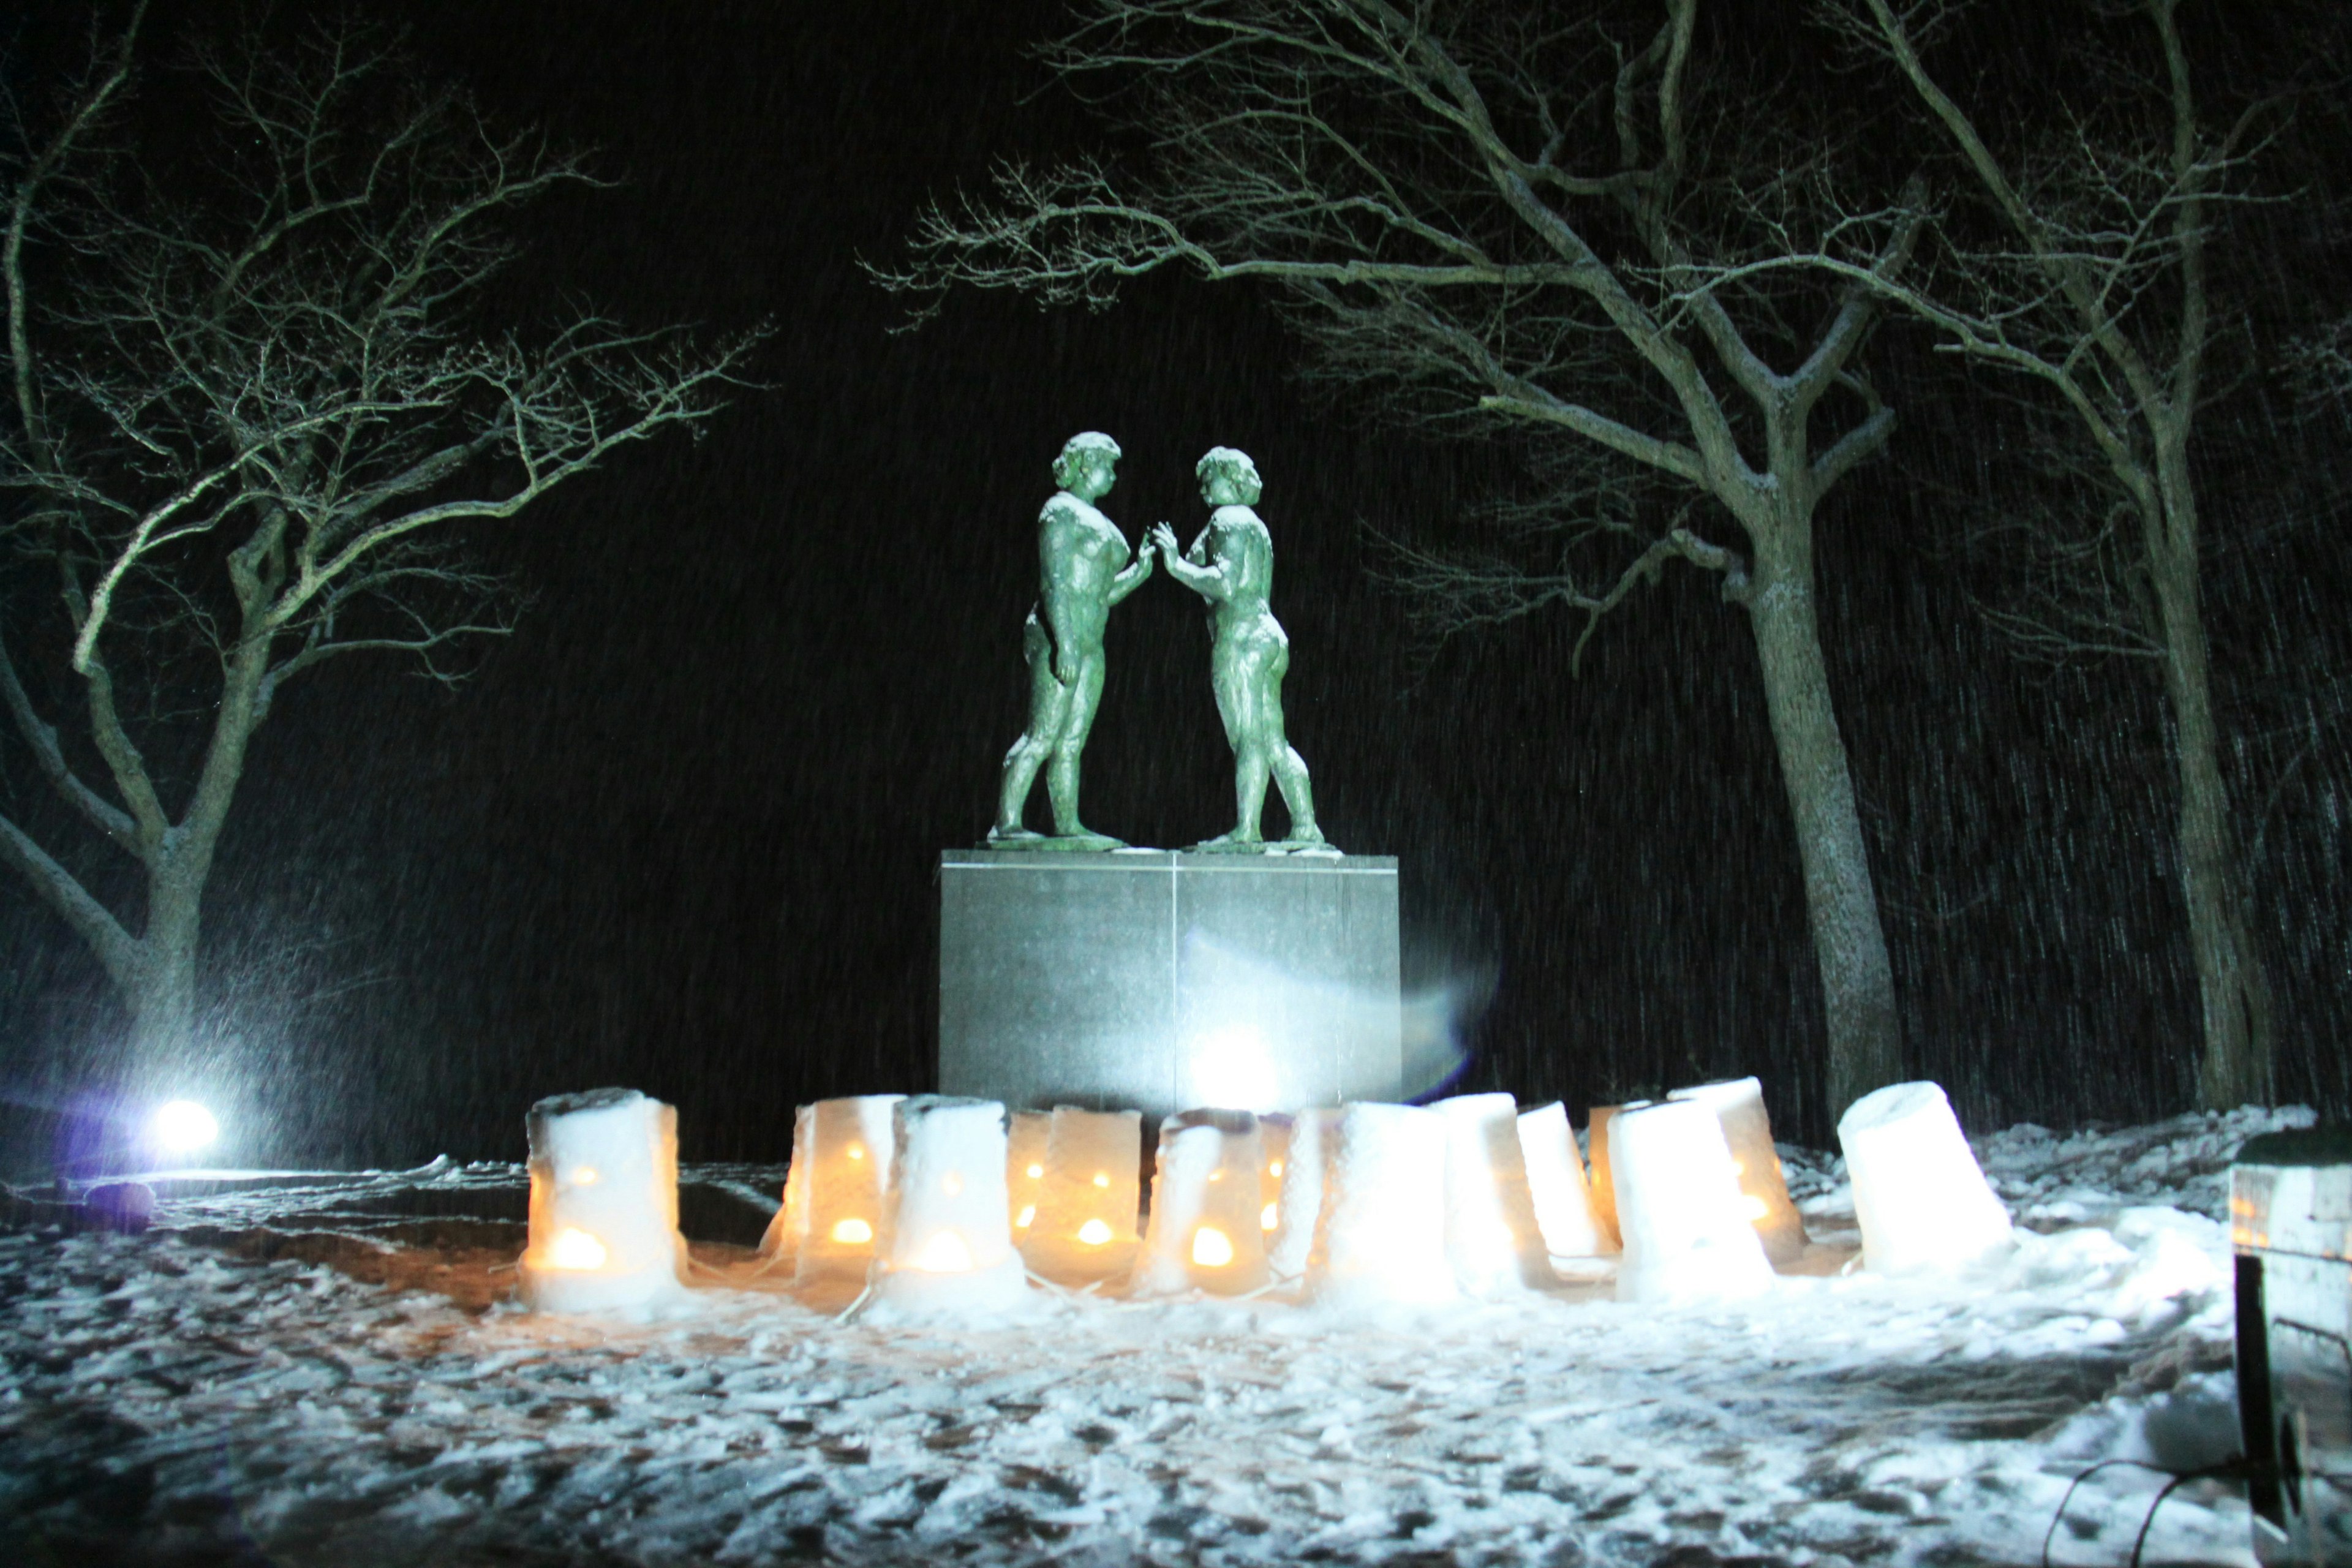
[938,850,1401,1116]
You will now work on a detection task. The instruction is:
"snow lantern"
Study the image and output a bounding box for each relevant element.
[520,1088,687,1314]
[868,1096,1028,1313]
[1838,1081,2014,1274]
[1134,1110,1269,1296]
[1434,1093,1555,1295]
[1024,1106,1142,1284]
[1610,1099,1775,1305]
[1302,1102,1459,1310]
[1668,1077,1809,1265]
[1586,1103,1632,1250]
[1517,1101,1613,1258]
[1257,1114,1292,1242]
[794,1094,903,1287]
[1267,1106,1340,1279]
[1006,1109,1050,1237]
[758,1102,815,1263]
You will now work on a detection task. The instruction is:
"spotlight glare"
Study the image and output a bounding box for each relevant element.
[152,1100,219,1155]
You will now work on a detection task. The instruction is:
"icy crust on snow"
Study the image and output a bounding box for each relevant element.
[0,1112,2312,1567]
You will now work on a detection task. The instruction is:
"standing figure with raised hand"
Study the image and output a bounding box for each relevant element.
[1150,447,1327,852]
[992,431,1156,849]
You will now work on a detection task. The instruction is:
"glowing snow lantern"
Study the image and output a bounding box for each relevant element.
[868,1096,1028,1314]
[1434,1093,1555,1295]
[794,1095,903,1287]
[1023,1106,1142,1284]
[1302,1102,1459,1310]
[1267,1106,1340,1279]
[1838,1081,2015,1275]
[1007,1109,1050,1234]
[1610,1099,1774,1305]
[1257,1114,1292,1237]
[1668,1077,1809,1265]
[759,1103,816,1263]
[1585,1104,1632,1250]
[519,1088,687,1314]
[1134,1110,1268,1296]
[1516,1101,1613,1259]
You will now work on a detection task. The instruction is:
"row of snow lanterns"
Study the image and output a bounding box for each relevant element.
[516,1077,2015,1316]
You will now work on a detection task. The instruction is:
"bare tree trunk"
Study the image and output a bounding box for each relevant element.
[2147,453,2272,1107]
[125,871,200,1062]
[1744,519,1903,1115]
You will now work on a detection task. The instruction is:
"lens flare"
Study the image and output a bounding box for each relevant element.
[151,1100,218,1155]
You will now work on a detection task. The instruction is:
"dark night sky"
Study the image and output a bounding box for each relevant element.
[4,1,2350,1167]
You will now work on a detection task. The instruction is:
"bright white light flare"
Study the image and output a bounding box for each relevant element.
[152,1100,219,1154]
[830,1218,874,1245]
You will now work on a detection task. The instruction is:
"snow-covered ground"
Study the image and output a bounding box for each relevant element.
[0,1106,2311,1567]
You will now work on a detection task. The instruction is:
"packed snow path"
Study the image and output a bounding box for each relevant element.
[0,1109,2306,1566]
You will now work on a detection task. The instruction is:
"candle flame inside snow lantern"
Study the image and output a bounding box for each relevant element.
[1135,1109,1269,1296]
[1610,1099,1775,1305]
[1022,1106,1142,1285]
[1302,1102,1459,1310]
[520,1088,687,1315]
[1516,1100,1613,1259]
[1435,1093,1555,1295]
[790,1095,903,1287]
[869,1096,1028,1314]
[1838,1081,2015,1274]
[1667,1077,1809,1265]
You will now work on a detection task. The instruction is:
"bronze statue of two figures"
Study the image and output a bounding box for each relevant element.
[990,431,1330,855]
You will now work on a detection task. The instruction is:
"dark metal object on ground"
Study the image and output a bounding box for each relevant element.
[2234,1128,2352,1564]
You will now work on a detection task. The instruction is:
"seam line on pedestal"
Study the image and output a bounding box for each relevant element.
[941,862,1395,875]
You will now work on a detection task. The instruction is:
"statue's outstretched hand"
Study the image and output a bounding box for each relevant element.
[1148,523,1180,559]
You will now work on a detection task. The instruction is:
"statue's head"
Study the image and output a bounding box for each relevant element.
[1053,431,1122,500]
[1195,447,1263,507]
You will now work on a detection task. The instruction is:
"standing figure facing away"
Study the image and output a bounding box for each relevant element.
[992,431,1156,849]
[1150,448,1327,851]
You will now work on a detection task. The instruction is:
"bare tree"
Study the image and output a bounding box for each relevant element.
[0,10,761,1069]
[880,0,1926,1115]
[1791,0,2311,1107]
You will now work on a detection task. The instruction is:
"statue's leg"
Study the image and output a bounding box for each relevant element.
[1207,656,1267,844]
[995,618,1068,837]
[1232,741,1272,842]
[1272,744,1321,842]
[1261,644,1321,842]
[1046,652,1108,837]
